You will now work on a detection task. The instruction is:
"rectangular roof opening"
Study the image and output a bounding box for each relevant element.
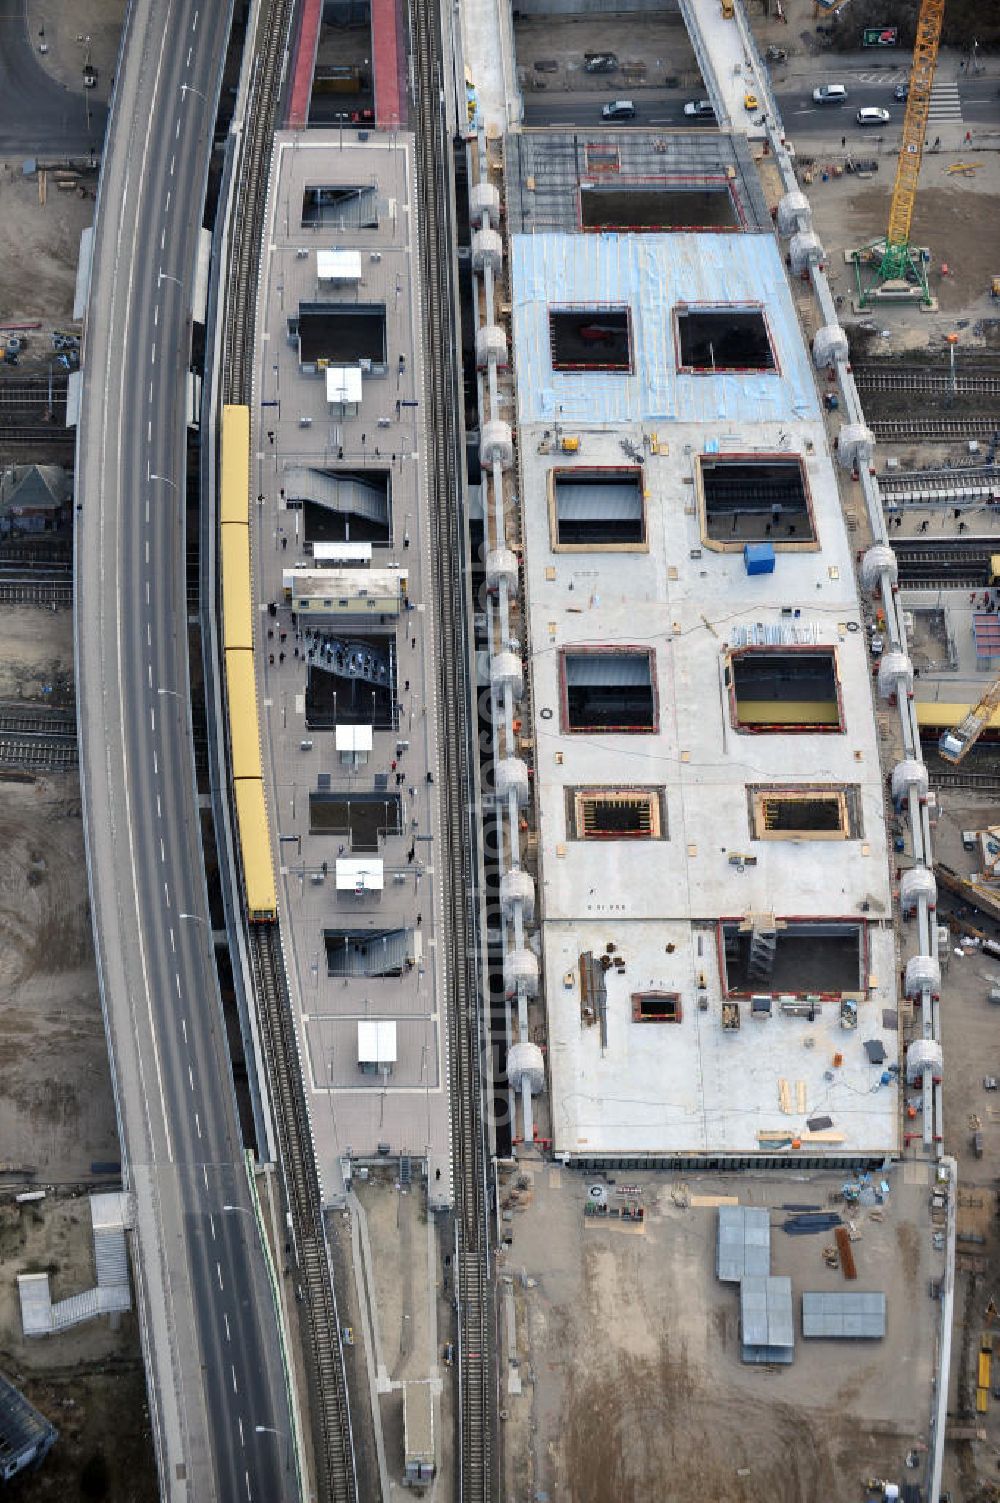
[551,467,645,549]
[299,469,392,546]
[729,647,842,733]
[305,630,396,730]
[567,786,666,839]
[549,306,632,373]
[296,303,386,365]
[302,185,379,229]
[561,648,657,733]
[325,928,409,978]
[677,306,775,372]
[701,456,814,546]
[581,182,739,232]
[721,919,865,996]
[309,791,403,850]
[632,991,682,1022]
[749,787,858,841]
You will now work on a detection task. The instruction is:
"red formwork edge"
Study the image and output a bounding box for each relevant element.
[288,0,323,129]
[372,0,403,128]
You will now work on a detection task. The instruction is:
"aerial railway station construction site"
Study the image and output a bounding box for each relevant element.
[8,0,1000,1500]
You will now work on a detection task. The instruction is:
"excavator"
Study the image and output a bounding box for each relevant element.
[938,670,1000,763]
[850,0,946,307]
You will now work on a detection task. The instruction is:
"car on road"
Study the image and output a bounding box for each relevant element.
[602,99,636,120]
[765,45,787,62]
[683,99,715,118]
[744,91,759,111]
[813,83,848,104]
[584,53,618,73]
[857,106,891,125]
[894,81,909,100]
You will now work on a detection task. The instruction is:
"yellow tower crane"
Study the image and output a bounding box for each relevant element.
[938,672,1000,764]
[851,0,946,307]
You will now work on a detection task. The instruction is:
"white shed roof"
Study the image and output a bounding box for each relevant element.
[313,541,373,564]
[336,857,384,892]
[326,365,363,405]
[358,1020,397,1064]
[335,723,374,752]
[317,249,363,282]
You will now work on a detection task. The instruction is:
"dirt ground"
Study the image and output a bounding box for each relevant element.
[502,1162,939,1503]
[0,1195,155,1502]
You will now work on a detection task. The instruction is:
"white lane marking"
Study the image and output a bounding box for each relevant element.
[149,380,153,402]
[169,155,175,176]
[195,1112,202,1139]
[147,663,152,688]
[164,192,170,214]
[161,839,167,864]
[168,924,175,950]
[149,707,155,732]
[246,1471,252,1500]
[192,9,199,30]
[216,1261,224,1291]
[146,580,150,606]
[153,305,159,326]
[156,794,161,818]
[188,1064,194,1091]
[209,1213,216,1241]
[145,538,149,564]
[161,227,165,250]
[231,1364,239,1396]
[186,46,192,68]
[238,1416,244,1447]
[145,497,149,523]
[151,342,156,364]
[152,749,157,776]
[202,1164,209,1191]
[163,880,170,909]
[147,420,152,442]
[175,975,182,998]
[224,1312,231,1342]
[181,1016,187,1042]
[175,117,181,139]
[147,622,151,646]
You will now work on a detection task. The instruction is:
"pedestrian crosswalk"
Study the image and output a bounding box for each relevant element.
[927,80,963,122]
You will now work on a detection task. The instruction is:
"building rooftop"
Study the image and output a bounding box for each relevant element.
[716,1205,771,1283]
[740,1275,794,1364]
[251,132,451,1204]
[801,1291,887,1340]
[508,202,896,1163]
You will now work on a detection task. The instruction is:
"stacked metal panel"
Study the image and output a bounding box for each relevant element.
[740,1276,795,1364]
[716,1205,771,1283]
[801,1291,886,1339]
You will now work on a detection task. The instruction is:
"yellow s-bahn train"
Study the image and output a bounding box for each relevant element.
[220,404,277,922]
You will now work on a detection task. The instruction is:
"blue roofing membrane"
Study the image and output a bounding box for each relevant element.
[510,232,819,427]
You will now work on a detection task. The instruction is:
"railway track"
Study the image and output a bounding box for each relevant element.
[221,3,358,1500]
[855,364,1000,397]
[929,770,1000,799]
[0,562,73,606]
[893,541,996,590]
[249,927,355,1503]
[0,735,77,770]
[0,703,75,737]
[0,425,74,445]
[412,1,494,1499]
[873,417,1000,443]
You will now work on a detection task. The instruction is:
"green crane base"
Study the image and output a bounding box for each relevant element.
[848,237,935,309]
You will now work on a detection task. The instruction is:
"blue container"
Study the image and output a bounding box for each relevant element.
[744,542,776,576]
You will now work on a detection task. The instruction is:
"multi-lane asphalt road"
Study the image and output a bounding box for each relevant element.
[75,1,296,1499]
[522,72,1000,137]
